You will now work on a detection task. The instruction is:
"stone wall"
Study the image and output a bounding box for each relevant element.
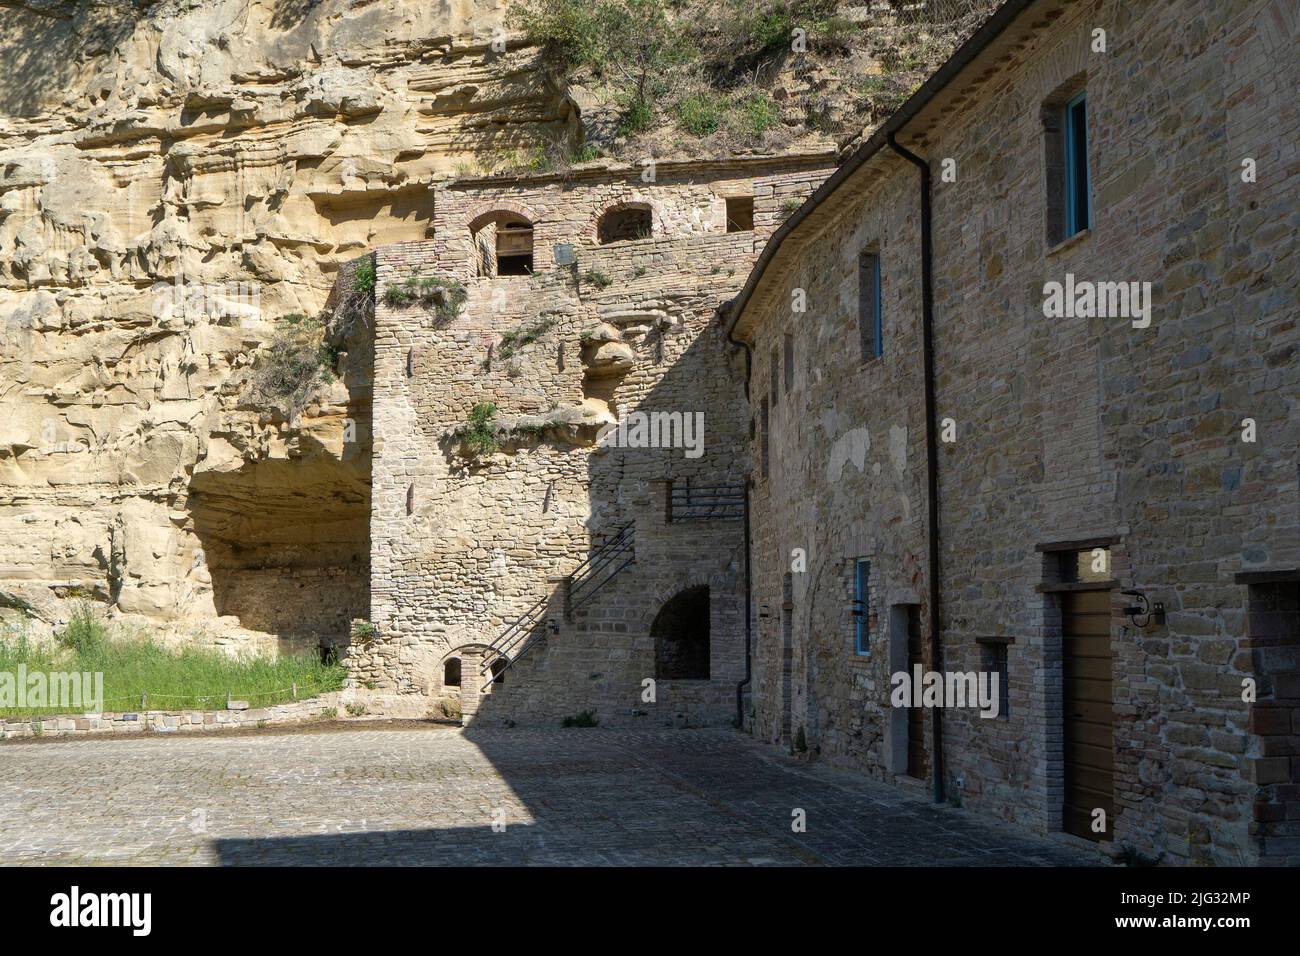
[0,692,348,741]
[733,0,1297,864]
[354,158,830,726]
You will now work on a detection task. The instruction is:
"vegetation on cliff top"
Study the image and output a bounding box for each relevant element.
[508,0,999,158]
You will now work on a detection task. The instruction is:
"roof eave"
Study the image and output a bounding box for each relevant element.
[724,0,1042,342]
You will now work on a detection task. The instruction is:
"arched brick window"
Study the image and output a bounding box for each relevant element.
[596,203,653,244]
[489,658,508,685]
[652,585,710,679]
[469,211,534,276]
[443,657,461,687]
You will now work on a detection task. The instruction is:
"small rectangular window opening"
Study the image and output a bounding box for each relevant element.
[859,251,882,361]
[725,196,754,232]
[1064,91,1091,237]
[854,558,871,656]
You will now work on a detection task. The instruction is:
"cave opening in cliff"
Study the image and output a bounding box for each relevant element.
[188,449,371,658]
[186,304,374,659]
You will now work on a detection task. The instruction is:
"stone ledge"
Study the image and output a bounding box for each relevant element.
[0,692,347,741]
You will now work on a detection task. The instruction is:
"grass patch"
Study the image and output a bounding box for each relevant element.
[618,96,655,135]
[736,90,779,138]
[567,142,603,164]
[561,709,599,728]
[0,604,346,717]
[675,90,724,136]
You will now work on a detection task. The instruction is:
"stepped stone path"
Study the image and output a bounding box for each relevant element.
[0,725,1093,866]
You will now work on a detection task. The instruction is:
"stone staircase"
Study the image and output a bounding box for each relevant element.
[477,522,635,691]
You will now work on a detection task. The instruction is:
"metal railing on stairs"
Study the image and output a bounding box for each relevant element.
[478,522,635,690]
[564,522,635,618]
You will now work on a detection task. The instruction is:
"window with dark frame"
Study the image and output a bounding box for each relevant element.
[853,558,871,655]
[1064,90,1091,237]
[859,250,882,361]
[1044,82,1090,246]
[980,642,1009,720]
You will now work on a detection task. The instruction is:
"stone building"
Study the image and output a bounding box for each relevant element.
[727,0,1297,865]
[350,155,832,726]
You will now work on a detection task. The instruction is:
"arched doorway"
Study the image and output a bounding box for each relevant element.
[652,586,710,679]
[470,211,534,276]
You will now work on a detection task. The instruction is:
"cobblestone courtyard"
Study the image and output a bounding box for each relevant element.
[0,724,1093,866]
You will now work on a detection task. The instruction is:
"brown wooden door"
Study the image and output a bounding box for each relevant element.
[906,606,927,779]
[1062,588,1114,841]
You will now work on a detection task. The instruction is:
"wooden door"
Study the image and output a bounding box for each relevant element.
[1062,588,1114,841]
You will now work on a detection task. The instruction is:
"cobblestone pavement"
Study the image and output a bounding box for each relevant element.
[0,724,1094,866]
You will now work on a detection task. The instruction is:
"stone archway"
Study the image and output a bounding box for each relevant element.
[651,585,711,679]
[435,643,493,723]
[467,209,534,276]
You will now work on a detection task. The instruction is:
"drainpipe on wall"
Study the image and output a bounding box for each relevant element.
[728,322,754,730]
[887,131,945,805]
[737,479,753,729]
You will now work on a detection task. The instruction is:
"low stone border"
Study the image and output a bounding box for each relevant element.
[0,692,347,740]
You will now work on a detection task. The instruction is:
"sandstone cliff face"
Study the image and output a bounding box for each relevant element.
[0,0,573,650]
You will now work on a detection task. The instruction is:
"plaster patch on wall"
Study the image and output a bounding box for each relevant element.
[827,427,869,483]
[889,424,908,478]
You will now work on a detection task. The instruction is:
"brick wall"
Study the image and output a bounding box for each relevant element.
[353,158,832,727]
[734,0,1297,863]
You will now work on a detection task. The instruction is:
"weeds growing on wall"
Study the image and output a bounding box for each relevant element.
[349,619,378,645]
[352,260,376,295]
[459,402,503,456]
[581,270,613,290]
[498,318,556,360]
[382,274,469,322]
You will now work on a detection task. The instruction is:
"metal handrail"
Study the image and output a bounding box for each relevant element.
[566,524,635,615]
[477,523,637,689]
